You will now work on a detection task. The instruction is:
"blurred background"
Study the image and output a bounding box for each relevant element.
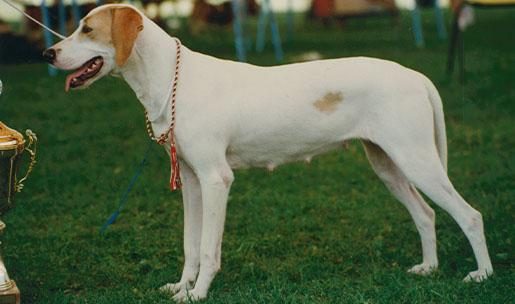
[0,0,462,64]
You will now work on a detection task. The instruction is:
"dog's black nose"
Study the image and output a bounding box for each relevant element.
[42,48,56,64]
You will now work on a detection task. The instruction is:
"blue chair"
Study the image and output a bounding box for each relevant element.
[411,0,447,47]
[231,0,284,63]
[255,0,283,62]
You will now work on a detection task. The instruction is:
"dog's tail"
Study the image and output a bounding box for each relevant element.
[424,76,448,172]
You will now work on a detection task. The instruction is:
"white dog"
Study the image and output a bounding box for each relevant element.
[44,4,493,302]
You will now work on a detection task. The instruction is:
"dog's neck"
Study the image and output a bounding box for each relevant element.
[117,17,179,134]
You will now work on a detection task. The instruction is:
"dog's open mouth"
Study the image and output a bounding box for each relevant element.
[65,56,103,92]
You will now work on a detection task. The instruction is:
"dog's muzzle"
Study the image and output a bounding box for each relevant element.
[42,48,56,64]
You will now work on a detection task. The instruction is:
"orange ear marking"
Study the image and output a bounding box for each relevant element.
[111,7,144,67]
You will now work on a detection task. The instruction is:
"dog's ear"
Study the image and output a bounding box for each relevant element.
[111,7,144,67]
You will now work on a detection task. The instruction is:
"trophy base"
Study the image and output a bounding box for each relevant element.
[0,280,20,304]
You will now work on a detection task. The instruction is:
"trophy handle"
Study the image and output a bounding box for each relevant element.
[15,130,37,193]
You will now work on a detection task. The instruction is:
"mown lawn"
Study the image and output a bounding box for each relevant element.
[0,9,513,304]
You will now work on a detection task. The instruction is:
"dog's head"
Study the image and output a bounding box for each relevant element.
[43,4,144,91]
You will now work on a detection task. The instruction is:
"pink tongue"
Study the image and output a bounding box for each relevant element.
[65,64,90,92]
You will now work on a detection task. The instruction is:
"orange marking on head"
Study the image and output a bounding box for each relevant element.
[83,9,112,44]
[111,7,144,66]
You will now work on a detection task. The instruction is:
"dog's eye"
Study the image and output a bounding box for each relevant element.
[82,25,93,34]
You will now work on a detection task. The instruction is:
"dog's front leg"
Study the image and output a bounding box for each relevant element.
[161,161,202,295]
[173,163,234,302]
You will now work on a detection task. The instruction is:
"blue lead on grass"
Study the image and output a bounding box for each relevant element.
[100,141,153,234]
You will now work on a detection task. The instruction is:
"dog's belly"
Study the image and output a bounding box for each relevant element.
[226,139,344,170]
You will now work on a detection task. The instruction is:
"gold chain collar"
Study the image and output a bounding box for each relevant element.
[144,38,182,145]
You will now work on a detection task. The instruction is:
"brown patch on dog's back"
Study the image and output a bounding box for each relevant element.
[313,91,344,114]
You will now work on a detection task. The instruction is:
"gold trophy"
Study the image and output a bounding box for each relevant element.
[0,81,38,304]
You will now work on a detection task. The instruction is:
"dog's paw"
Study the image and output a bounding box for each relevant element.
[160,282,189,295]
[172,288,206,303]
[463,269,492,282]
[407,263,437,276]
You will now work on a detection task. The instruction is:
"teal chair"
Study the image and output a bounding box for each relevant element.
[411,0,447,47]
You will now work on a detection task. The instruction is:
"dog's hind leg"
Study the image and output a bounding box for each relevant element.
[378,141,493,282]
[362,140,438,275]
[161,161,203,296]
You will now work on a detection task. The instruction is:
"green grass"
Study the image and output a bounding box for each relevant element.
[0,9,513,304]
